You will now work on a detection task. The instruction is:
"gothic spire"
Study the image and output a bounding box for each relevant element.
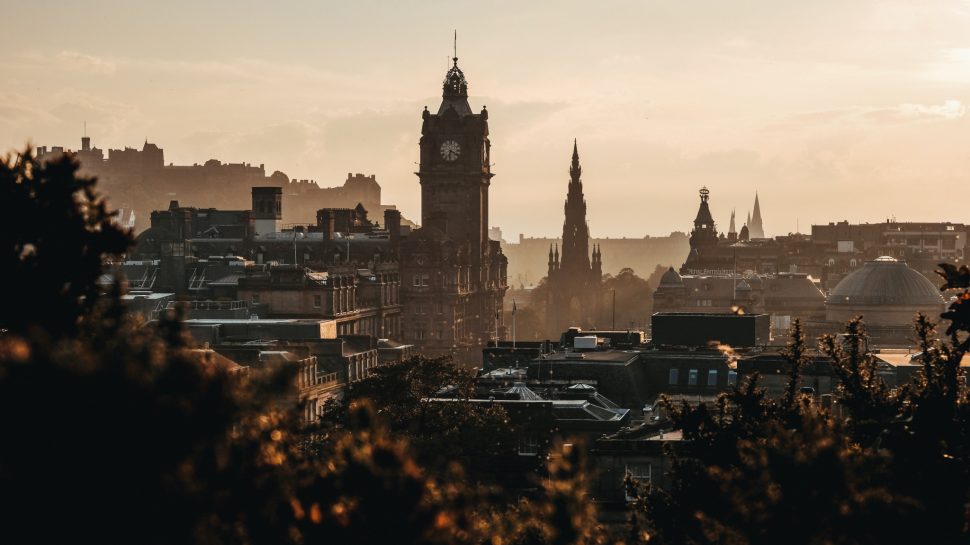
[570,138,581,179]
[729,208,737,235]
[749,192,765,238]
[560,140,591,276]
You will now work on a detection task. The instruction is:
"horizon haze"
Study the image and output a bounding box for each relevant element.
[2,0,969,237]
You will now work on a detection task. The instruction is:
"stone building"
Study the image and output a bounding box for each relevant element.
[824,256,947,346]
[543,141,603,335]
[36,139,403,231]
[653,268,826,335]
[237,263,401,338]
[398,54,508,363]
[131,187,403,296]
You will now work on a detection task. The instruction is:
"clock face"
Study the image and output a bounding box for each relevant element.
[440,140,461,161]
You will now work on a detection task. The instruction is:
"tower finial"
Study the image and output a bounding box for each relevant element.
[569,139,582,180]
[453,29,457,64]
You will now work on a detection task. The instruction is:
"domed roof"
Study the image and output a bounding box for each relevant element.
[659,267,683,287]
[827,257,943,307]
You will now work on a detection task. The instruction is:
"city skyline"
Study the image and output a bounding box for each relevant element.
[3,0,970,237]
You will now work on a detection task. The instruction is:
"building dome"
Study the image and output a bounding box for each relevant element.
[825,256,944,327]
[659,267,683,287]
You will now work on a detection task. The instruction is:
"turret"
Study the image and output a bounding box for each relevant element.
[252,187,282,236]
[592,244,602,279]
[688,186,718,249]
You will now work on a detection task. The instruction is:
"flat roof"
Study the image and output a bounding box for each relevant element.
[542,350,640,364]
[185,318,333,325]
[121,292,174,300]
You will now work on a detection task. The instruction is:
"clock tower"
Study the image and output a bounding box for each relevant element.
[401,53,508,363]
[417,55,492,273]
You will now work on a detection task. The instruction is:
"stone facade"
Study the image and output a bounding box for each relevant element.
[399,56,508,362]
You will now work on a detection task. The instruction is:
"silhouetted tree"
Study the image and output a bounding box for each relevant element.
[317,355,521,477]
[632,308,970,544]
[0,146,618,544]
[0,148,131,336]
[598,268,653,331]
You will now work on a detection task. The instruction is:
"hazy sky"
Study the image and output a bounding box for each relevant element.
[2,0,970,238]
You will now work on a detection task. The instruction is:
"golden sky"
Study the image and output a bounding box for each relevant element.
[2,0,969,238]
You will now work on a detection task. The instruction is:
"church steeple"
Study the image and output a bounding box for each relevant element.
[560,139,592,277]
[749,192,765,239]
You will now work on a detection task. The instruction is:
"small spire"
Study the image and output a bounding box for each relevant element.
[569,139,581,179]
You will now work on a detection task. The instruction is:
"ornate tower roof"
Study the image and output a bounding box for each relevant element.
[693,187,715,228]
[438,57,473,117]
[689,187,718,249]
[728,209,737,235]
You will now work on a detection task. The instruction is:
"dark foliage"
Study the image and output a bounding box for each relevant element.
[0,148,131,336]
[0,147,604,545]
[633,311,970,545]
[316,355,535,479]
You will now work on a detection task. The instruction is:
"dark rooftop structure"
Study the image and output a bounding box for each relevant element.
[650,312,770,348]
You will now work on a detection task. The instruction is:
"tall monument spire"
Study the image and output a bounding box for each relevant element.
[749,192,765,239]
[559,139,591,276]
[729,208,737,235]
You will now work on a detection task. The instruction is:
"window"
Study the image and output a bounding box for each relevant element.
[305,399,318,423]
[707,369,718,386]
[518,436,539,456]
[626,463,652,481]
[251,293,260,303]
[625,463,652,501]
[728,370,738,386]
[412,273,430,287]
[688,369,698,386]
[668,368,679,385]
[313,295,322,308]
